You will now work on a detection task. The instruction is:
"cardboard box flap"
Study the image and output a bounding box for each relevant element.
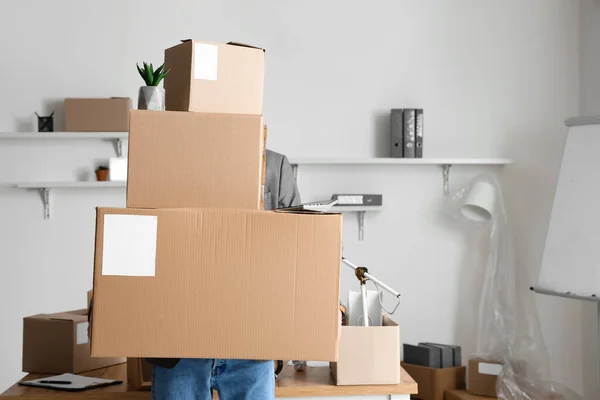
[382,314,398,327]
[227,41,265,51]
[48,309,88,323]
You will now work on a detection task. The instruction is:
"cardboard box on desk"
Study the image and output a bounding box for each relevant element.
[64,98,131,132]
[126,110,265,210]
[23,309,125,374]
[164,40,264,114]
[401,363,465,400]
[91,207,342,361]
[468,358,503,397]
[330,315,400,385]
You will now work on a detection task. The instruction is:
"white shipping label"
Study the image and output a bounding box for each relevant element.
[194,43,218,80]
[76,322,89,345]
[102,214,158,277]
[478,362,503,375]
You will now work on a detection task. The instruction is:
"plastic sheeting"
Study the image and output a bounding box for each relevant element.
[449,174,582,400]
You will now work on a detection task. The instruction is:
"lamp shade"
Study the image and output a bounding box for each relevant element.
[461,181,496,221]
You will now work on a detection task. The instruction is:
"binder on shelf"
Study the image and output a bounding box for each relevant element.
[415,109,424,158]
[391,109,404,158]
[403,109,416,158]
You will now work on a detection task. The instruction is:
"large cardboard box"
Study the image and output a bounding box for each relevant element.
[64,98,131,132]
[91,207,342,361]
[330,315,400,385]
[23,309,125,374]
[468,358,502,397]
[401,363,466,400]
[126,110,265,209]
[164,40,265,114]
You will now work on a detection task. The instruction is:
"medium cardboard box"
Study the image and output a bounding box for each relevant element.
[91,207,342,361]
[23,309,125,374]
[164,40,264,114]
[330,315,400,385]
[446,390,495,400]
[468,358,502,397]
[64,98,131,132]
[401,363,466,400]
[126,110,265,210]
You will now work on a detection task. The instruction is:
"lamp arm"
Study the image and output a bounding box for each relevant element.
[341,257,401,298]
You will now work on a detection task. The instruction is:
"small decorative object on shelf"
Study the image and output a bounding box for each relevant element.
[136,61,170,111]
[35,111,54,132]
[95,165,109,181]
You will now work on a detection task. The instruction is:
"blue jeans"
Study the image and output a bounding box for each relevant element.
[152,359,274,400]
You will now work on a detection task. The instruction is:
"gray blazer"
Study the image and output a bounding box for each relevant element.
[146,150,301,368]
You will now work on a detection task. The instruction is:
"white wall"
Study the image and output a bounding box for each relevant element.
[0,0,583,396]
[581,0,600,115]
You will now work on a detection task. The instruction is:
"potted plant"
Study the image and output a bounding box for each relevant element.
[136,62,170,111]
[95,165,109,182]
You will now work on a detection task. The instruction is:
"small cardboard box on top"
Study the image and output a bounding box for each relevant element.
[401,362,466,400]
[468,358,503,397]
[91,207,342,361]
[330,315,400,385]
[23,309,125,374]
[126,110,265,210]
[64,98,131,132]
[164,40,265,114]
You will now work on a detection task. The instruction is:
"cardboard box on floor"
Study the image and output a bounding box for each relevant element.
[126,110,265,210]
[468,358,502,397]
[330,315,400,385]
[23,309,125,374]
[164,40,265,114]
[64,98,131,132]
[91,207,342,361]
[401,362,465,400]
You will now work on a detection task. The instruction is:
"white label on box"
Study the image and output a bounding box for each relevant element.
[102,214,158,276]
[76,322,89,345]
[479,362,502,375]
[194,43,218,80]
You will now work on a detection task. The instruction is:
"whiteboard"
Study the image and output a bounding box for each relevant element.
[538,122,600,297]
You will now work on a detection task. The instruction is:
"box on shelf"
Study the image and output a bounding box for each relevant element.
[330,315,400,385]
[126,110,265,210]
[64,98,131,132]
[446,390,496,400]
[401,362,465,400]
[91,207,342,361]
[23,309,125,374]
[164,40,265,114]
[468,358,503,397]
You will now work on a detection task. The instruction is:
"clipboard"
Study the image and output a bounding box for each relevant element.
[19,373,122,392]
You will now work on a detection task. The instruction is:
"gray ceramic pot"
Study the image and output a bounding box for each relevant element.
[138,86,165,111]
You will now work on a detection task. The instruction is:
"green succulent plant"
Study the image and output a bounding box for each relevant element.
[136,62,170,86]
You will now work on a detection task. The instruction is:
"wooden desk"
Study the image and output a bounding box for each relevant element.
[2,363,417,400]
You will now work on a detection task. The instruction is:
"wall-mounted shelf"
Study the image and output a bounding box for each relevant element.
[14,181,126,219]
[288,157,513,196]
[0,132,129,157]
[332,206,383,240]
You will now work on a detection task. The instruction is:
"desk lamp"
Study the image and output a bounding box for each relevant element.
[341,257,401,327]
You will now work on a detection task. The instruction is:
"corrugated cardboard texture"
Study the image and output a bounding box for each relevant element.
[164,40,264,114]
[401,363,466,400]
[331,315,400,385]
[64,98,131,132]
[468,358,502,398]
[23,309,124,374]
[92,207,342,361]
[127,110,264,209]
[446,390,496,400]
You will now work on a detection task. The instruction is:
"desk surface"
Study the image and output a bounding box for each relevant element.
[2,363,417,399]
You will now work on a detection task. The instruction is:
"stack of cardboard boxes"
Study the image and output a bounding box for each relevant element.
[90,40,343,363]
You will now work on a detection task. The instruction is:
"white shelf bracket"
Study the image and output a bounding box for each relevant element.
[442,164,452,196]
[291,163,298,179]
[357,211,365,241]
[112,139,123,157]
[40,188,51,219]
